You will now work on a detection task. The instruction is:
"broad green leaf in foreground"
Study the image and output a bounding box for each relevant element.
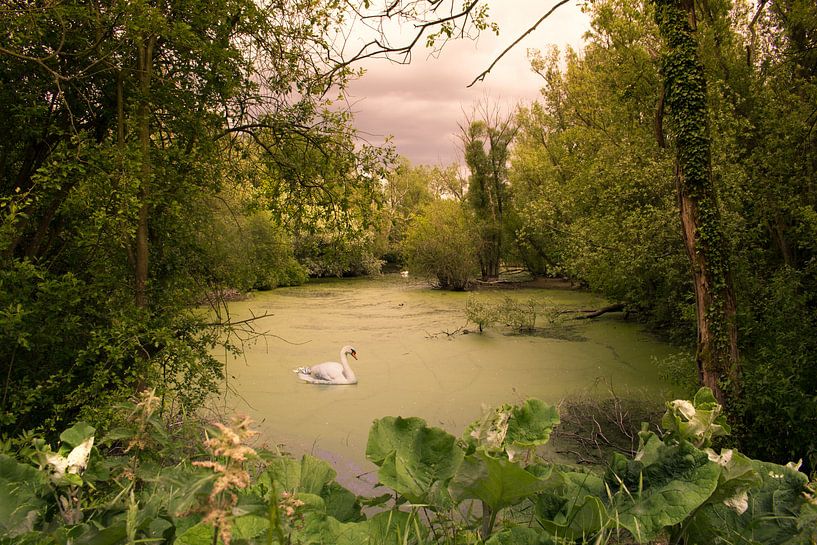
[505,399,560,453]
[605,432,720,542]
[366,416,464,505]
[684,458,812,545]
[59,422,96,450]
[703,448,762,511]
[330,509,424,545]
[661,387,730,448]
[0,454,47,537]
[463,399,559,461]
[484,525,558,545]
[264,453,336,495]
[449,451,552,511]
[539,495,607,542]
[259,454,362,522]
[534,468,608,540]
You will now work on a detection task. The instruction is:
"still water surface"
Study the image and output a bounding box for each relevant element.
[219,275,677,491]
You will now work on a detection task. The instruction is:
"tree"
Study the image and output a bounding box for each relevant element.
[461,104,516,281]
[652,0,740,404]
[0,0,391,434]
[510,12,687,325]
[378,157,434,262]
[403,200,480,290]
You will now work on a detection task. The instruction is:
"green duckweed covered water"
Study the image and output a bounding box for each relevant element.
[218,275,679,491]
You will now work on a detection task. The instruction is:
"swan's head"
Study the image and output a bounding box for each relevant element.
[343,345,358,360]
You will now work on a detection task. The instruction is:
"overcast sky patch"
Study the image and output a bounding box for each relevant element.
[345,1,591,166]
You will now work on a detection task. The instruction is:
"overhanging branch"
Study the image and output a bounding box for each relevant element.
[468,0,571,87]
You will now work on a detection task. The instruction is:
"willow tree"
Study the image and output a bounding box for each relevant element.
[652,0,739,404]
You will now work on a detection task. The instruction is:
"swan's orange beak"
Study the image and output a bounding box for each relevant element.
[350,350,358,360]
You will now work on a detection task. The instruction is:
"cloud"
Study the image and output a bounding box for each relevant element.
[345,1,590,166]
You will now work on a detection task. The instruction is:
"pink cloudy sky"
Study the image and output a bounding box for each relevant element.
[345,1,591,166]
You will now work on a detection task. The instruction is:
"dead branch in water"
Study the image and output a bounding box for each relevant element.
[559,303,626,320]
[425,324,467,339]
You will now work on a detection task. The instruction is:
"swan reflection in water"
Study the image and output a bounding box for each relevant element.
[293,345,358,385]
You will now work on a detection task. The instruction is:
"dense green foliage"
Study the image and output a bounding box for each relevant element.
[2,390,815,544]
[0,0,390,435]
[403,200,480,290]
[3,0,817,532]
[506,0,817,469]
[461,108,516,281]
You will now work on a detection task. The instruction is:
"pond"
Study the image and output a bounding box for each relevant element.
[217,275,679,493]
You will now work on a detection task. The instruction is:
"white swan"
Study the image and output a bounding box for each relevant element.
[293,345,358,385]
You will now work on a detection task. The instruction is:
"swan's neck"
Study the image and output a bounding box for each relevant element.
[340,352,357,383]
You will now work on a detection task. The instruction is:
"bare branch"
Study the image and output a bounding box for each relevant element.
[205,311,274,328]
[329,0,485,74]
[468,0,571,87]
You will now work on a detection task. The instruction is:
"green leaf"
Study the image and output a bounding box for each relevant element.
[661,388,730,448]
[74,523,127,545]
[0,455,47,537]
[366,416,464,505]
[533,468,607,540]
[605,433,720,542]
[704,448,762,508]
[263,453,334,494]
[506,399,560,454]
[541,495,607,540]
[298,454,337,494]
[366,416,426,465]
[173,523,213,545]
[326,509,421,545]
[449,451,551,511]
[685,459,811,545]
[232,514,268,540]
[462,399,559,460]
[322,481,365,522]
[485,525,557,545]
[59,422,96,450]
[260,454,362,521]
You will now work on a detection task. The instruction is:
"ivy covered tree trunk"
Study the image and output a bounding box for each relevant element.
[653,0,739,404]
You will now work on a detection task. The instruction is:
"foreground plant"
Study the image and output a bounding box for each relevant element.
[1,389,815,544]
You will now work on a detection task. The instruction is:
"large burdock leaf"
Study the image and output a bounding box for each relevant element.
[539,495,607,541]
[534,469,608,540]
[661,387,730,448]
[684,458,812,545]
[289,501,423,545]
[328,509,424,545]
[59,421,96,449]
[449,451,551,512]
[505,399,560,452]
[704,448,761,511]
[605,432,720,543]
[462,399,559,461]
[366,416,437,466]
[485,526,557,545]
[366,416,464,505]
[0,454,47,537]
[264,453,336,494]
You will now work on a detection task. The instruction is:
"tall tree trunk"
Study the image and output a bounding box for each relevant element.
[135,36,156,309]
[653,0,740,405]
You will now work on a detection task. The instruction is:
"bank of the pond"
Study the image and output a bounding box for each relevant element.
[216,274,680,493]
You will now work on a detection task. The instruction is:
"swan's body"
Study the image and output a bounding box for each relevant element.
[294,345,358,385]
